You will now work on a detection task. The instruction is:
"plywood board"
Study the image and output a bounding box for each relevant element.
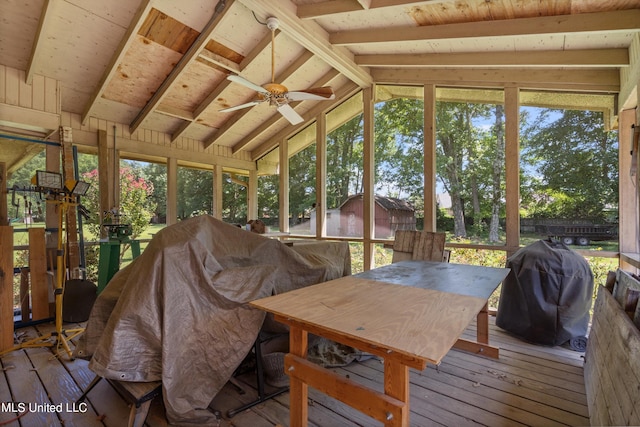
[0,227,13,352]
[252,276,488,366]
[138,8,199,55]
[102,35,182,108]
[28,228,49,320]
[160,60,227,112]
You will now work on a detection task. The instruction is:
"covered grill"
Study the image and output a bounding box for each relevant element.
[496,239,593,350]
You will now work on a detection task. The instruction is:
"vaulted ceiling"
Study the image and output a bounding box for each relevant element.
[1,0,638,169]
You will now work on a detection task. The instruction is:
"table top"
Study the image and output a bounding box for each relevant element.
[251,261,508,366]
[356,260,510,300]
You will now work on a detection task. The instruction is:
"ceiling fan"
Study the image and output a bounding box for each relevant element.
[219,17,335,125]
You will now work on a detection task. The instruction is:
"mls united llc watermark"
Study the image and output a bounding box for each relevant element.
[1,401,88,414]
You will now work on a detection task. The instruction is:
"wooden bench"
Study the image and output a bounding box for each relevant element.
[584,269,640,426]
[77,376,162,427]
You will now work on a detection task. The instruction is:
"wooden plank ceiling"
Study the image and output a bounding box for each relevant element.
[1,0,638,163]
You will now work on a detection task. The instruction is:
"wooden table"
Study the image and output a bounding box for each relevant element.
[356,260,509,359]
[250,260,509,427]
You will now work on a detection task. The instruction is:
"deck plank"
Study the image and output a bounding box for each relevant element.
[1,348,60,426]
[1,318,590,427]
[0,355,20,427]
[25,346,103,427]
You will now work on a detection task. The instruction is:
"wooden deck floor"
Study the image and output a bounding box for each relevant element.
[0,318,589,427]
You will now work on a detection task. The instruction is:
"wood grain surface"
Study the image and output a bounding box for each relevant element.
[251,276,487,365]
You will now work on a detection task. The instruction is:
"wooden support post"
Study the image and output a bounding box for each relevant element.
[289,325,308,427]
[60,127,80,278]
[504,87,520,256]
[279,138,290,233]
[362,86,375,270]
[316,113,327,238]
[167,157,177,225]
[0,162,7,226]
[29,228,48,320]
[383,359,409,426]
[477,302,489,344]
[423,84,437,232]
[20,269,29,322]
[0,226,14,351]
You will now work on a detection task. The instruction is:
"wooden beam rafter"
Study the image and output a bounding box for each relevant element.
[26,0,58,84]
[330,9,640,45]
[171,29,279,143]
[297,0,450,19]
[356,48,630,68]
[129,0,235,134]
[81,0,155,125]
[371,67,620,92]
[237,0,372,87]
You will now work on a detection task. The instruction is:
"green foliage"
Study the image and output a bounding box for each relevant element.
[326,115,364,208]
[136,161,167,220]
[258,174,279,225]
[177,167,213,219]
[81,166,156,240]
[222,173,248,224]
[520,109,618,221]
[289,143,317,225]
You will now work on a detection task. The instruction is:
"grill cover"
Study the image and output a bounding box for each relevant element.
[496,239,593,346]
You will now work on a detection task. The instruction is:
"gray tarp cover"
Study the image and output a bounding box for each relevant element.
[75,216,351,425]
[496,239,593,346]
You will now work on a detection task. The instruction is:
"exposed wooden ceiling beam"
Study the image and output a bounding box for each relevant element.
[230,68,340,154]
[197,50,241,74]
[81,0,154,125]
[298,0,365,19]
[171,31,279,143]
[81,0,153,125]
[25,0,57,84]
[129,0,235,134]
[156,105,194,121]
[356,49,630,68]
[331,9,640,45]
[371,68,620,92]
[297,0,450,19]
[236,0,372,87]
[251,81,361,161]
[203,50,318,149]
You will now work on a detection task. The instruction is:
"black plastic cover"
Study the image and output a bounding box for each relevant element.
[496,239,593,346]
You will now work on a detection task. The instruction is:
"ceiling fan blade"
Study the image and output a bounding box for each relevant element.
[219,100,262,113]
[287,87,335,101]
[277,104,304,125]
[227,75,269,95]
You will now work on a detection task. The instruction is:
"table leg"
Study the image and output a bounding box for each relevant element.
[477,302,489,344]
[453,302,499,358]
[383,359,409,426]
[289,325,308,427]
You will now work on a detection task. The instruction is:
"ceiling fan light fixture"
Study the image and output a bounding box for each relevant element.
[263,82,288,95]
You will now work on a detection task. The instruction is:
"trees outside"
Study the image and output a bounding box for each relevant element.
[177,167,213,220]
[289,143,316,231]
[326,115,364,211]
[520,109,618,221]
[4,96,618,249]
[222,173,248,224]
[81,166,156,240]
